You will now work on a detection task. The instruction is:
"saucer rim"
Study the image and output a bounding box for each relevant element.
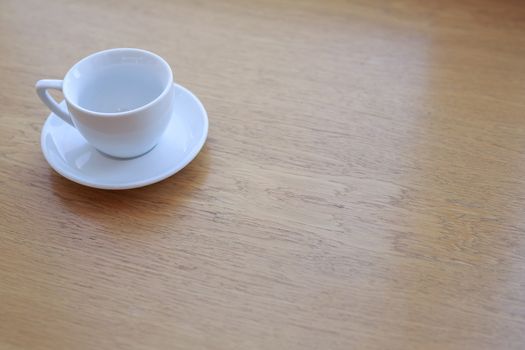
[41,83,209,190]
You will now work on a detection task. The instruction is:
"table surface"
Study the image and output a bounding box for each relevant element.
[2,0,525,349]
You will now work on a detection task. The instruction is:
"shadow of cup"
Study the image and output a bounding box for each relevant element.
[49,146,211,233]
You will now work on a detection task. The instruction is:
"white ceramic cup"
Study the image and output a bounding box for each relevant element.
[36,48,174,158]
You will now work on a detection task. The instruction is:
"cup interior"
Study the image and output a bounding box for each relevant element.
[63,49,172,114]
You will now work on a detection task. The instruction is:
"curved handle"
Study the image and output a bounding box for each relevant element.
[35,79,74,127]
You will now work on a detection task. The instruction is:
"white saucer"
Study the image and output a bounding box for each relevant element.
[41,83,208,190]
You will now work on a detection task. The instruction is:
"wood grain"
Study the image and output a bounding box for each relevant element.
[1,0,525,349]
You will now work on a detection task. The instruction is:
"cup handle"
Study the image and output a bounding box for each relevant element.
[35,79,74,127]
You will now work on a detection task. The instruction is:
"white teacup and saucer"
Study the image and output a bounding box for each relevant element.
[36,48,208,189]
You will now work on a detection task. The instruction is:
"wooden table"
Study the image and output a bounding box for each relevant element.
[2,0,525,349]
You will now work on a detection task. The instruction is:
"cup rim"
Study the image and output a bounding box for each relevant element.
[63,48,173,117]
